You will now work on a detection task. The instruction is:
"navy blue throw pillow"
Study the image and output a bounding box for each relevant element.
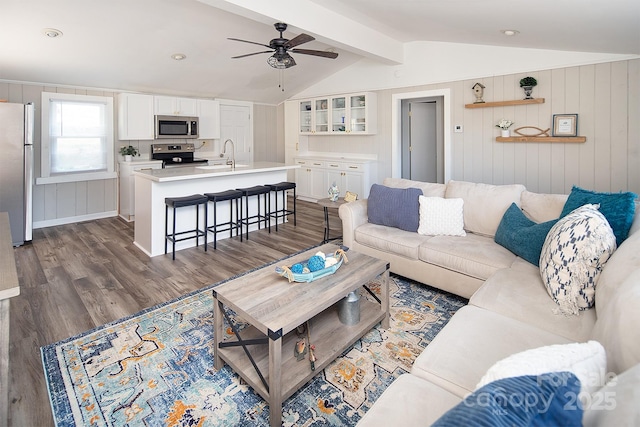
[494,203,558,266]
[560,186,637,247]
[432,372,583,427]
[367,184,422,232]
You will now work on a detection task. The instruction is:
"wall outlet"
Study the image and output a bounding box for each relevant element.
[454,125,463,133]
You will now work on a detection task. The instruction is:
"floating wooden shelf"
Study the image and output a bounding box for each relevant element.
[496,136,586,143]
[465,98,545,108]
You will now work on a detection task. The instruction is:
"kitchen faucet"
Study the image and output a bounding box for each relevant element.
[220,139,235,170]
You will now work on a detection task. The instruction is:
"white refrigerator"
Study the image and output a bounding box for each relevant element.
[0,102,34,246]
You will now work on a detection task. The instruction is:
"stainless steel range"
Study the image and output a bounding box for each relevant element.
[151,143,208,168]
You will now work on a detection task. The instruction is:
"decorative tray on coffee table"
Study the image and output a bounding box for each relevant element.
[275,248,349,283]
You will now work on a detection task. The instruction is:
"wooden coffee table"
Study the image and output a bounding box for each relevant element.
[213,243,390,427]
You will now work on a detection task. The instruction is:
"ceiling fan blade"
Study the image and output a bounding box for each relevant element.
[228,37,271,49]
[284,33,315,49]
[291,49,339,59]
[231,51,273,59]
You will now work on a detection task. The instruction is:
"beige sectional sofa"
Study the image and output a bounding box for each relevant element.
[338,178,640,425]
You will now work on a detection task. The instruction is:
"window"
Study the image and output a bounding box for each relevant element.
[38,92,116,184]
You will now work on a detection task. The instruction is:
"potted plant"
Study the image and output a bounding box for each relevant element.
[119,145,139,161]
[519,76,537,99]
[496,119,514,137]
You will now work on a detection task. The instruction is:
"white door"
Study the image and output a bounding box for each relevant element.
[220,104,252,163]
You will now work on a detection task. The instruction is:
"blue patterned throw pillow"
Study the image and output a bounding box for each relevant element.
[539,204,616,314]
[560,186,637,246]
[432,372,583,427]
[367,184,422,232]
[494,203,558,266]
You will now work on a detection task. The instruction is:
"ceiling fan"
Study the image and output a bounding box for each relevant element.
[229,22,338,69]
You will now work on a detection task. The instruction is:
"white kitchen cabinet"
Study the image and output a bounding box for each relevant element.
[294,158,326,200]
[325,160,369,198]
[117,93,155,140]
[154,96,198,116]
[294,156,375,201]
[299,101,312,133]
[298,92,376,135]
[197,99,220,139]
[118,160,163,221]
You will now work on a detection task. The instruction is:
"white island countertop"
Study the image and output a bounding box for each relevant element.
[133,161,299,257]
[133,161,299,183]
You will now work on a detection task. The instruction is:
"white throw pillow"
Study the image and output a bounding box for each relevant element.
[476,341,607,395]
[539,204,617,315]
[418,196,466,236]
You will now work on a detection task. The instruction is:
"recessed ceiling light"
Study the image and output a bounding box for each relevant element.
[171,53,187,61]
[501,29,519,36]
[43,28,63,38]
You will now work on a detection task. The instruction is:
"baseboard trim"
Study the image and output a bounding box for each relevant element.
[34,211,118,229]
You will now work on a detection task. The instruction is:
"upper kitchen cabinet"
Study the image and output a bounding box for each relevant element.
[299,100,312,133]
[154,96,198,116]
[197,99,220,139]
[298,92,376,135]
[348,94,376,134]
[314,98,329,133]
[117,93,154,140]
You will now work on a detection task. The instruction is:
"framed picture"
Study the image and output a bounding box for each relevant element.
[552,114,578,137]
[344,191,358,202]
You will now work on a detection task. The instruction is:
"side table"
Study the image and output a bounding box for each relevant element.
[317,197,347,243]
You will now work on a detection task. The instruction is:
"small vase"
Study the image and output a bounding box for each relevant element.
[124,155,132,162]
[522,85,534,99]
[501,129,510,137]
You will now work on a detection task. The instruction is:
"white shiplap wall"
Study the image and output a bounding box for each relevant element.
[295,59,639,195]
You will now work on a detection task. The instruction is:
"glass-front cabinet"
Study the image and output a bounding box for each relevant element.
[349,95,368,133]
[298,92,376,135]
[314,98,329,133]
[299,101,312,133]
[331,96,347,132]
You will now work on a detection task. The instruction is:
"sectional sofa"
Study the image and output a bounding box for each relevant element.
[338,178,640,425]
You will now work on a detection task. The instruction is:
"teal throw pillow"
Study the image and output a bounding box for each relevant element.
[367,184,422,232]
[494,203,557,266]
[560,186,637,246]
[432,372,583,427]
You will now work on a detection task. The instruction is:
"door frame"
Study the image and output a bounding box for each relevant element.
[391,89,451,181]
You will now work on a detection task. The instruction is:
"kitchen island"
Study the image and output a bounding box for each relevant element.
[133,162,299,257]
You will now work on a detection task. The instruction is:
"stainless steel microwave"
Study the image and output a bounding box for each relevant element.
[154,115,199,139]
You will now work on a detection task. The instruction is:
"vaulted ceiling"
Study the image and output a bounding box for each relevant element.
[1,0,638,104]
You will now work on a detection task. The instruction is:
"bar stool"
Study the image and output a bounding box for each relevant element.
[237,185,271,240]
[165,194,208,260]
[267,182,296,231]
[204,189,243,249]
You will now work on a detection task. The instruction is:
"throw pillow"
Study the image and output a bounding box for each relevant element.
[417,196,466,236]
[476,341,607,395]
[560,186,637,246]
[433,372,583,427]
[494,203,558,266]
[444,180,526,237]
[367,184,422,232]
[539,204,617,315]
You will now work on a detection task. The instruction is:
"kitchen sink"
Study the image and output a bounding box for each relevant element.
[196,163,249,170]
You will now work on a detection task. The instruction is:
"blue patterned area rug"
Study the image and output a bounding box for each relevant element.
[42,273,467,426]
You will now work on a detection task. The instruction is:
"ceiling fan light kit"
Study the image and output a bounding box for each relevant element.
[229,22,338,70]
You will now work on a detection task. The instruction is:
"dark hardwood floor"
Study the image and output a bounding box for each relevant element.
[7,197,339,427]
